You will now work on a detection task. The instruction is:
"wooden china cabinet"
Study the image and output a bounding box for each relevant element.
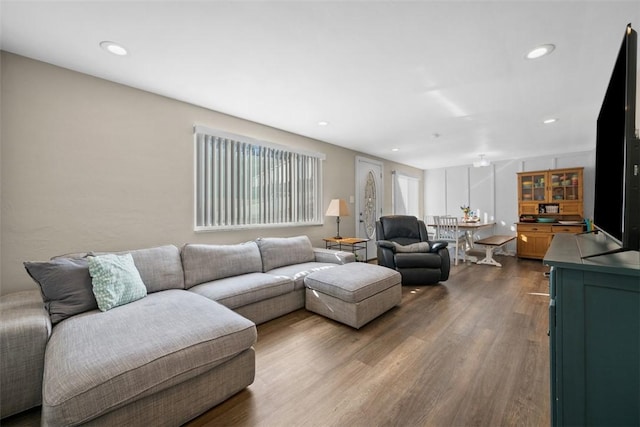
[516,167,585,259]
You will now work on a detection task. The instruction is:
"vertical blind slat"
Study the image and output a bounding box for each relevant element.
[195,130,322,228]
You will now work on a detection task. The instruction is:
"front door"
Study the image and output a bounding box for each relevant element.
[355,157,383,261]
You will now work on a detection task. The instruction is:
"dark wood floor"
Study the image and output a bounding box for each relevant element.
[187,255,551,427]
[3,255,550,427]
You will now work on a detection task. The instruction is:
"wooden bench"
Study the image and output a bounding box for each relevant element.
[474,235,516,267]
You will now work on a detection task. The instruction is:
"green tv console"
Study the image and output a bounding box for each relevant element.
[544,233,639,426]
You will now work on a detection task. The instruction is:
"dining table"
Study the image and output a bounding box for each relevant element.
[429,219,496,263]
[458,221,497,262]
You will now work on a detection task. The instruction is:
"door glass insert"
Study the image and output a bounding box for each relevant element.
[363,171,376,238]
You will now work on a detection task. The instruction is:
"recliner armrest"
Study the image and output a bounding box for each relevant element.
[376,240,396,251]
[429,241,449,252]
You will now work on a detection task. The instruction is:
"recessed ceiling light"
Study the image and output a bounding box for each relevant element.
[391,148,399,152]
[100,41,128,56]
[543,118,558,124]
[526,44,555,59]
[318,121,329,126]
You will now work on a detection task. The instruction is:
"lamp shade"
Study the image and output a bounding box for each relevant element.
[325,199,350,217]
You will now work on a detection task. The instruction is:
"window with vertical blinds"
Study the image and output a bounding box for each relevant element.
[194,126,324,230]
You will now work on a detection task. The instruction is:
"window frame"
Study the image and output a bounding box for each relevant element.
[193,125,325,231]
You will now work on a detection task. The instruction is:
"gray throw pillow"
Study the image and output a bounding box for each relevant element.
[392,241,430,253]
[24,257,98,324]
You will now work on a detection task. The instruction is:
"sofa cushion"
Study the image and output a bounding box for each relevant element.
[88,254,147,312]
[267,262,338,290]
[394,252,442,269]
[182,242,263,289]
[378,215,422,241]
[304,262,402,303]
[125,245,185,292]
[52,245,185,293]
[189,272,293,309]
[256,236,315,272]
[393,241,430,253]
[23,258,98,324]
[42,290,256,426]
[311,248,356,264]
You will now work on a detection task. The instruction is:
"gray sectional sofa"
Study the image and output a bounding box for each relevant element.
[0,236,355,426]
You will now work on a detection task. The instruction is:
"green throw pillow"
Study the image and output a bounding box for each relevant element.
[88,253,147,311]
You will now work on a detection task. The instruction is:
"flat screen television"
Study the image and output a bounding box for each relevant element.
[591,23,640,257]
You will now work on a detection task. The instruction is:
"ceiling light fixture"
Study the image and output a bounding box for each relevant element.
[391,148,399,152]
[526,44,555,59]
[473,154,490,168]
[100,41,128,56]
[317,121,329,126]
[543,118,558,124]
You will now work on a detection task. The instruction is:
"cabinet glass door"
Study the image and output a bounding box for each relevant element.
[519,173,546,202]
[550,171,580,201]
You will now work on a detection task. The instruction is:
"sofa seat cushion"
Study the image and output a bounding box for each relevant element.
[267,262,338,290]
[394,252,442,269]
[42,290,256,426]
[188,272,293,309]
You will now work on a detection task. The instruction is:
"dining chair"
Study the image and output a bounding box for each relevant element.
[434,216,467,265]
[424,215,438,240]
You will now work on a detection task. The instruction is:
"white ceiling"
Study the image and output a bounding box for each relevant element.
[1,1,639,170]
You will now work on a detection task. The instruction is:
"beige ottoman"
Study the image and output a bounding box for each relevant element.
[304,263,402,329]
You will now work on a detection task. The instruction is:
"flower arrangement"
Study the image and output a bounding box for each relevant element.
[460,205,471,221]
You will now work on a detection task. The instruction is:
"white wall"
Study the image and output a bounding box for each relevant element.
[424,168,445,222]
[494,160,520,239]
[0,52,424,295]
[445,166,469,218]
[424,151,596,255]
[470,164,495,224]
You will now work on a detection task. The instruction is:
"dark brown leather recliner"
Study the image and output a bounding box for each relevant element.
[376,215,450,285]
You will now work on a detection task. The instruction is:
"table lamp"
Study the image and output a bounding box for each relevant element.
[325,199,350,239]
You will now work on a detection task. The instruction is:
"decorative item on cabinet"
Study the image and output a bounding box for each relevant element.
[539,204,559,214]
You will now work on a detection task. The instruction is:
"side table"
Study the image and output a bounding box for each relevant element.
[323,237,369,262]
